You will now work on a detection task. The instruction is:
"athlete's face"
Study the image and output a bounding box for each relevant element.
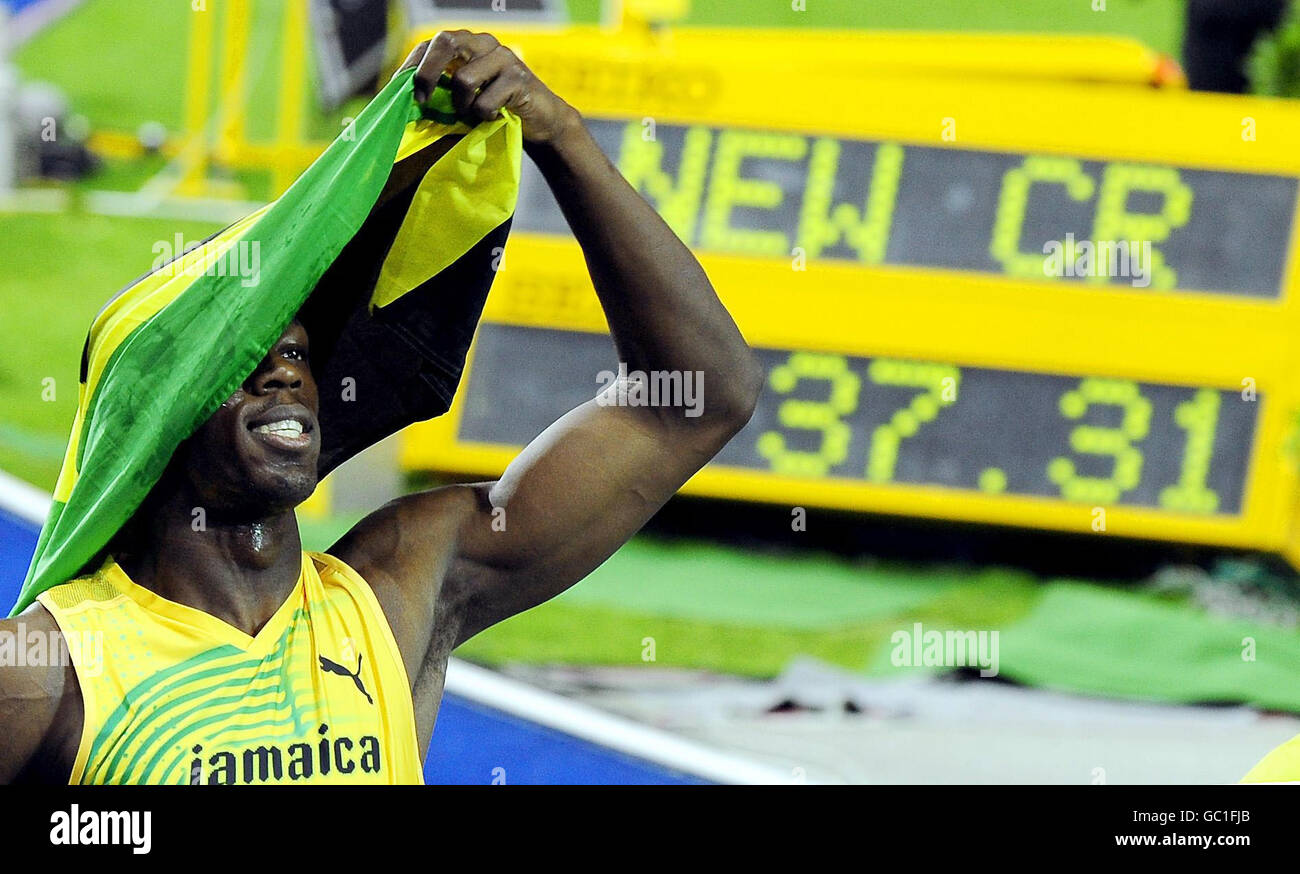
[179,319,322,517]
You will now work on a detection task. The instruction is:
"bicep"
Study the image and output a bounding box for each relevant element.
[452,394,730,643]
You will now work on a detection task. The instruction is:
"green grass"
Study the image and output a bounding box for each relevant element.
[459,599,894,676]
[460,564,1044,677]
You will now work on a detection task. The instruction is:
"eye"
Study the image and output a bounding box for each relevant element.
[283,348,307,362]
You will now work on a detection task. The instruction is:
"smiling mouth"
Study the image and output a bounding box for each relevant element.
[249,418,314,452]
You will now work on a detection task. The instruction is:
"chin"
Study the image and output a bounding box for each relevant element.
[264,474,319,513]
[234,463,319,515]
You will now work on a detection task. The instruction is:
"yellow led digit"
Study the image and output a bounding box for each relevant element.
[796,139,903,263]
[616,121,713,244]
[1090,163,1193,290]
[701,130,808,256]
[1048,378,1152,504]
[990,156,1095,279]
[1159,389,1221,514]
[756,352,861,477]
[865,359,960,483]
[978,468,1008,494]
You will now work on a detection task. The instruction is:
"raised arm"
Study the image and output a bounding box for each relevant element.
[337,32,762,647]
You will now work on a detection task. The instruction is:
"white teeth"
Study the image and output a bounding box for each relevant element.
[254,419,304,438]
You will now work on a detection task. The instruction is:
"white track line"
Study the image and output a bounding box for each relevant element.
[445,659,793,784]
[0,469,51,523]
[10,0,86,46]
[0,188,263,224]
[84,190,265,224]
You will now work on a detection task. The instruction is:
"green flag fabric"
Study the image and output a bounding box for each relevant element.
[12,68,521,615]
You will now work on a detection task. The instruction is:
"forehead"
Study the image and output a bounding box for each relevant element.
[276,319,309,345]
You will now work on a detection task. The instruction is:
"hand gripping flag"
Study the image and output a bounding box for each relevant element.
[10,69,521,615]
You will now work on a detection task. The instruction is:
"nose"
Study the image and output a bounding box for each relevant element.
[247,356,304,396]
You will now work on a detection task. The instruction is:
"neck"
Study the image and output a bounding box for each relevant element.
[117,484,304,637]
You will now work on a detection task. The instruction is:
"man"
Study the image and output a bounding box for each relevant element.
[0,32,762,784]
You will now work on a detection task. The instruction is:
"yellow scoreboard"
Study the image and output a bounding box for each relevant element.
[398,28,1300,567]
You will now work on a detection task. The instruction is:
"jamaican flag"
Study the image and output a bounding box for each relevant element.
[10,68,521,616]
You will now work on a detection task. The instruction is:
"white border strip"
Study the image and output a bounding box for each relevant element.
[0,468,51,523]
[445,658,792,785]
[10,0,86,46]
[0,189,265,224]
[84,191,267,225]
[0,472,790,784]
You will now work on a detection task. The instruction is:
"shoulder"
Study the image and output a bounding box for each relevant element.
[327,483,488,596]
[0,602,82,783]
[0,601,72,702]
[323,483,494,663]
[306,549,400,607]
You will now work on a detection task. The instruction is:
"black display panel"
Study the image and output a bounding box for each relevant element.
[458,324,1260,515]
[514,119,1298,298]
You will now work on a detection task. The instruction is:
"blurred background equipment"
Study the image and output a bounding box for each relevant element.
[308,0,389,110]
[13,80,94,179]
[1185,0,1288,92]
[172,0,314,198]
[0,2,94,184]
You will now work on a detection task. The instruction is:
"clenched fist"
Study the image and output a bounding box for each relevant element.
[395,30,581,145]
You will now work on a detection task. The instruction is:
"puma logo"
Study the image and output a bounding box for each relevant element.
[319,653,373,705]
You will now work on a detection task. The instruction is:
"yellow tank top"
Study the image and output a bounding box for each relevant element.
[37,551,423,785]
